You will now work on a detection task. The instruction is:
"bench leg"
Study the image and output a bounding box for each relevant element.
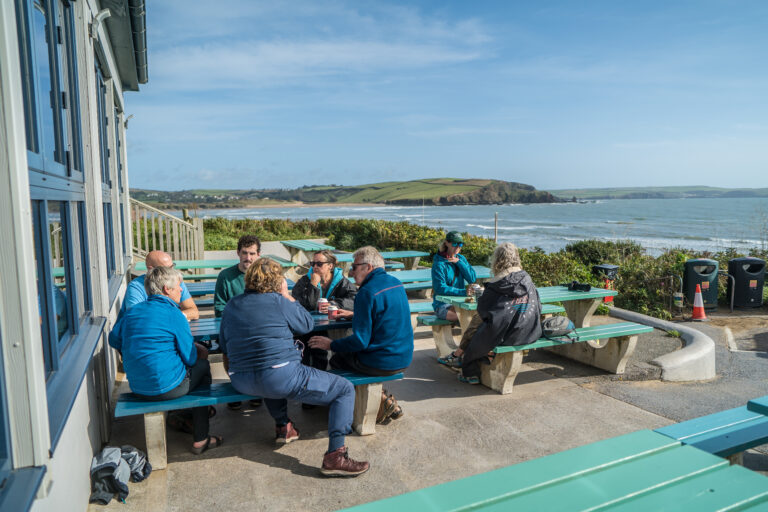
[144,411,168,470]
[353,383,383,436]
[403,257,420,270]
[481,352,524,395]
[546,335,638,374]
[432,325,458,358]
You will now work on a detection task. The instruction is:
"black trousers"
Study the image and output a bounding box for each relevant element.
[136,358,212,442]
[299,332,329,371]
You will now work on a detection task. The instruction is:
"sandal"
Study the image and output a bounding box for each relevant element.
[376,393,401,424]
[190,435,223,455]
[437,352,462,369]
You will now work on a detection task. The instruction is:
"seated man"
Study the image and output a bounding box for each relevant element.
[121,250,199,320]
[214,234,262,410]
[309,246,413,424]
[109,266,222,454]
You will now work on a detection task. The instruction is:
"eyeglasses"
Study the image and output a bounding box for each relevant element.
[452,242,464,248]
[310,261,330,267]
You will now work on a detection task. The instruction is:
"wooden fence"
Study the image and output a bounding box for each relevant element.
[130,198,204,264]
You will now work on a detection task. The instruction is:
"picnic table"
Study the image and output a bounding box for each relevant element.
[189,313,352,343]
[341,429,768,511]
[436,285,617,338]
[281,240,335,265]
[392,265,492,284]
[335,250,429,271]
[187,279,295,298]
[134,255,297,273]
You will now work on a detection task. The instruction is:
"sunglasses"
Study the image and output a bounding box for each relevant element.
[310,261,331,267]
[452,242,464,248]
[350,262,369,269]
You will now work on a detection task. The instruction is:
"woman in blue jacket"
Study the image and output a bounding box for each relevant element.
[431,231,477,322]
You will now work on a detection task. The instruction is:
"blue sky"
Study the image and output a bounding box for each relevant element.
[125,0,768,191]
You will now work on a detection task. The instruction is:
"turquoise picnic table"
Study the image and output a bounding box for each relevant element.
[391,265,492,284]
[341,429,768,511]
[133,255,297,273]
[190,313,351,344]
[281,240,335,265]
[335,250,429,271]
[187,279,295,298]
[437,285,617,336]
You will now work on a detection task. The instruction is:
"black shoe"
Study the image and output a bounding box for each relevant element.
[249,398,263,407]
[227,401,242,411]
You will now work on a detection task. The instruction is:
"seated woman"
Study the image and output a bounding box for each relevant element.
[219,258,369,477]
[109,266,221,454]
[441,243,542,384]
[291,250,356,372]
[431,231,477,322]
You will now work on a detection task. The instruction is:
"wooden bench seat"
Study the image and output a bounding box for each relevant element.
[115,371,403,469]
[417,304,567,360]
[183,273,219,281]
[340,429,768,511]
[655,403,768,463]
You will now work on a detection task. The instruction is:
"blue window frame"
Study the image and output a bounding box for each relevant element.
[0,326,11,484]
[15,0,107,448]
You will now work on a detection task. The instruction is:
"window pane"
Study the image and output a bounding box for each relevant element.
[95,69,110,186]
[31,200,53,373]
[48,202,70,343]
[32,0,59,168]
[15,0,37,152]
[76,202,91,314]
[114,108,122,190]
[0,324,10,473]
[103,202,115,276]
[61,2,82,173]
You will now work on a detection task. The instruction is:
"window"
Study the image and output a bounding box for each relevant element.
[15,0,105,447]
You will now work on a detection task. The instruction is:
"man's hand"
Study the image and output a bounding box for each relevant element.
[195,342,209,360]
[308,335,332,351]
[336,308,353,319]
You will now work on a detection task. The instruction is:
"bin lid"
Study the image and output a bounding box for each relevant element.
[685,258,718,265]
[729,257,765,264]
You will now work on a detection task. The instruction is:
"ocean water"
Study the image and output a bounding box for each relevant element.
[177,197,768,255]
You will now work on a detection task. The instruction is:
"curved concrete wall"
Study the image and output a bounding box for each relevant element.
[609,307,716,382]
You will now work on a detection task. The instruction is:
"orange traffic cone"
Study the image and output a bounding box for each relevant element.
[691,284,708,321]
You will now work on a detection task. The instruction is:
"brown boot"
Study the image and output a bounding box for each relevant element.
[320,447,370,477]
[275,422,300,445]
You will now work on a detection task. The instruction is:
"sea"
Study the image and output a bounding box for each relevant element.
[174,197,768,256]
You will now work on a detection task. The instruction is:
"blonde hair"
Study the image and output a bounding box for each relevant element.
[353,246,385,269]
[490,242,522,276]
[245,258,283,293]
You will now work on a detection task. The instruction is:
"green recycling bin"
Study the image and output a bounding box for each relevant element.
[683,258,718,310]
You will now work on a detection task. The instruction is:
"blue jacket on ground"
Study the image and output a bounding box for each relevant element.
[331,267,414,371]
[119,274,192,316]
[219,291,314,372]
[431,252,477,310]
[108,295,196,396]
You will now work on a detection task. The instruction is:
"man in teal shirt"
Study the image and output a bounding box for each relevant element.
[214,234,262,410]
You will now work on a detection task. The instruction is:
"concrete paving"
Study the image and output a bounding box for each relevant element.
[91,315,768,512]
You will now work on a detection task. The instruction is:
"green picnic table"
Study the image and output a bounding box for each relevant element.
[392,266,492,284]
[335,250,428,270]
[134,255,297,272]
[281,240,335,265]
[341,429,768,511]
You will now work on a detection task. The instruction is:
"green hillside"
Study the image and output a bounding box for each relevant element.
[131,178,558,208]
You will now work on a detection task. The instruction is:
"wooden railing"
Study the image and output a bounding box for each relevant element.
[130,198,204,265]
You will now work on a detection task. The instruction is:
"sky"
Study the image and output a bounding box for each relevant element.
[125,0,768,191]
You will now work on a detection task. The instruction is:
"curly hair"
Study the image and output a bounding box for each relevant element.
[490,242,522,276]
[244,257,283,293]
[237,234,261,252]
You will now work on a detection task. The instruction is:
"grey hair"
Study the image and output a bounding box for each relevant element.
[353,246,385,269]
[490,242,522,276]
[144,266,184,296]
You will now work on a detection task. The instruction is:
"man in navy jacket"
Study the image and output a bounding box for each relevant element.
[309,246,413,423]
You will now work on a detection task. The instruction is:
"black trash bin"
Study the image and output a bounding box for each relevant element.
[727,257,765,308]
[683,259,718,310]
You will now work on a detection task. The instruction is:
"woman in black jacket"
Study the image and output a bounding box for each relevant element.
[292,250,356,373]
[438,243,542,384]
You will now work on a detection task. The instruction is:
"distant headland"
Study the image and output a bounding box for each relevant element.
[130,178,559,209]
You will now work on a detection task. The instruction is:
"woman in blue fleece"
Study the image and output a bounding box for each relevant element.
[431,231,477,322]
[220,258,369,477]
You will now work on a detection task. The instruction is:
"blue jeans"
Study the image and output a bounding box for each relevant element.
[229,361,354,452]
[434,302,453,320]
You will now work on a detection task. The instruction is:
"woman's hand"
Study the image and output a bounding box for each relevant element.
[310,271,322,287]
[308,335,332,351]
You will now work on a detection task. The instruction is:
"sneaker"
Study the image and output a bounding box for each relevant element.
[437,352,462,369]
[458,373,480,385]
[321,447,370,477]
[275,422,300,445]
[227,401,242,411]
[249,398,263,407]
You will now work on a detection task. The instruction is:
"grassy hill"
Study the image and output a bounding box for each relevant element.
[131,178,559,208]
[550,186,768,200]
